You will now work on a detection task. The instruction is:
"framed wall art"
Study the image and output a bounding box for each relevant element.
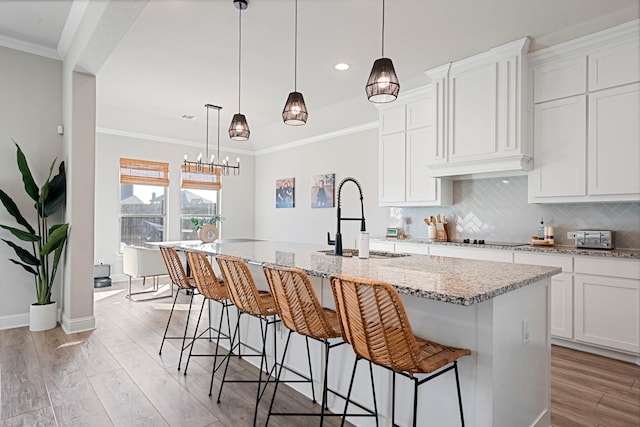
[276,178,295,208]
[311,173,335,208]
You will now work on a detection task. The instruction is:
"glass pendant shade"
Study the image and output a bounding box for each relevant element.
[228,113,250,141]
[282,91,308,125]
[366,57,400,103]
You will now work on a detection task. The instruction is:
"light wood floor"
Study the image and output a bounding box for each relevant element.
[1,280,639,426]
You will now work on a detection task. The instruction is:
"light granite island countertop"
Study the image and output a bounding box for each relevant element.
[177,239,561,306]
[173,239,560,427]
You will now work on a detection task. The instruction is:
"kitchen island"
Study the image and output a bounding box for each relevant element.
[175,240,561,427]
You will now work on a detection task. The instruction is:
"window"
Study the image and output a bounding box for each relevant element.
[180,188,219,240]
[119,158,169,249]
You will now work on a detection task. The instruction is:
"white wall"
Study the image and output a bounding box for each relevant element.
[254,128,389,248]
[94,132,256,276]
[0,46,63,328]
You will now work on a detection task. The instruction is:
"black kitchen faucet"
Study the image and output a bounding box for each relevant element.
[327,177,366,256]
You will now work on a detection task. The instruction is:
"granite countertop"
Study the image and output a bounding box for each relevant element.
[371,236,640,259]
[175,240,561,306]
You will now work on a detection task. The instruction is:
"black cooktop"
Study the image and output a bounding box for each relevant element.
[452,239,527,247]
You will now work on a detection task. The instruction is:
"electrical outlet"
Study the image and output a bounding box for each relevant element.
[567,231,576,240]
[98,258,104,265]
[522,319,530,344]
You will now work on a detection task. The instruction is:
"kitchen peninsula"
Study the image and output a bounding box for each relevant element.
[176,239,561,427]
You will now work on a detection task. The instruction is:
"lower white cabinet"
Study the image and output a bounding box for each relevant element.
[574,273,640,353]
[394,242,429,255]
[429,245,513,263]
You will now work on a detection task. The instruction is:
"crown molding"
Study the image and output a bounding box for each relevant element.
[0,34,61,60]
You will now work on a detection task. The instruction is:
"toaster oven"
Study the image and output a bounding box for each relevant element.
[575,230,614,250]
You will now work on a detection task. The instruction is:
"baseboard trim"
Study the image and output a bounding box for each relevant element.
[0,312,29,330]
[552,338,640,365]
[60,313,96,334]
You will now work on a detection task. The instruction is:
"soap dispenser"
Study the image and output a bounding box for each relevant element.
[537,217,545,239]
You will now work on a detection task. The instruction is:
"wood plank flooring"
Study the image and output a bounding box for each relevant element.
[1,280,639,426]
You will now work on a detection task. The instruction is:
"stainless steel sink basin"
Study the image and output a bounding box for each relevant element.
[318,249,409,258]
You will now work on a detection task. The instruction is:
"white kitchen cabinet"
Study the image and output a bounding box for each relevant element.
[573,256,640,354]
[370,241,395,253]
[514,252,574,339]
[528,21,640,203]
[588,83,640,197]
[394,242,429,255]
[424,37,531,177]
[429,245,513,263]
[528,95,586,199]
[378,87,452,207]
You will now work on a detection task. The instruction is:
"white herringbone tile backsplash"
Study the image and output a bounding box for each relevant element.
[392,176,640,249]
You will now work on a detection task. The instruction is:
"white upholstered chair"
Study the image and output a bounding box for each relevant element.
[122,245,171,300]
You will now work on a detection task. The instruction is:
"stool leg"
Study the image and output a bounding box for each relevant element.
[454,361,465,427]
[305,336,316,403]
[177,291,195,371]
[184,296,207,375]
[368,361,379,427]
[159,288,181,355]
[341,355,360,427]
[320,340,331,425]
[216,312,241,400]
[412,377,419,427]
[392,371,396,427]
[253,318,270,427]
[265,329,292,427]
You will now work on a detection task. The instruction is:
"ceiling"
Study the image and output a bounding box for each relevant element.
[1,0,638,153]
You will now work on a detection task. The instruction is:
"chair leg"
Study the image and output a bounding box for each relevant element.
[159,288,181,355]
[265,329,293,427]
[368,360,379,427]
[253,317,270,427]
[454,361,465,427]
[412,377,419,427]
[216,312,241,400]
[177,291,195,371]
[392,371,396,427]
[340,355,360,427]
[304,336,316,403]
[183,296,207,375]
[320,340,330,425]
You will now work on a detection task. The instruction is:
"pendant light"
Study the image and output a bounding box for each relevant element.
[229,0,250,140]
[282,0,308,125]
[365,0,399,103]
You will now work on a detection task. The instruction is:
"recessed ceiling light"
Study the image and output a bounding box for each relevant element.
[334,63,350,71]
[181,114,197,120]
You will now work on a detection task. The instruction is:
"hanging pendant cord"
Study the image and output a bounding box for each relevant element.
[217,106,221,160]
[294,0,298,91]
[238,7,242,112]
[205,105,210,159]
[381,0,385,57]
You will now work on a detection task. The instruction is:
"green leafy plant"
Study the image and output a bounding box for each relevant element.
[189,215,224,232]
[0,142,69,305]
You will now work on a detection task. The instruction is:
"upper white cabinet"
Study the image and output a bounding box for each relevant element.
[378,87,452,207]
[424,37,531,177]
[528,20,640,203]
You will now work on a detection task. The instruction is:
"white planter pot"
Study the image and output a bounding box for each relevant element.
[29,302,57,331]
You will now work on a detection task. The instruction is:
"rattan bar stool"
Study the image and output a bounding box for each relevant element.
[263,264,377,426]
[330,275,471,427]
[158,245,199,371]
[216,255,312,427]
[183,250,235,380]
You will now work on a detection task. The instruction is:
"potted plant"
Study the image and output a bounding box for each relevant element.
[0,142,69,331]
[189,215,224,242]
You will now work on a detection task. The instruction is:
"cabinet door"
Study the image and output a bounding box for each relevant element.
[588,83,640,197]
[589,39,640,91]
[394,242,429,255]
[550,273,573,339]
[529,95,586,199]
[532,57,587,103]
[574,274,640,354]
[406,127,438,203]
[406,97,431,130]
[380,105,405,135]
[448,61,498,161]
[379,132,406,204]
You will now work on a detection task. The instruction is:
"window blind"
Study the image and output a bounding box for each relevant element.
[119,158,169,186]
[180,163,222,190]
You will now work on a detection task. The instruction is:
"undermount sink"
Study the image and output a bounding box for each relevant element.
[318,249,409,259]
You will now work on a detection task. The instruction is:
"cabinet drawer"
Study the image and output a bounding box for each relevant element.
[394,242,429,255]
[575,256,640,280]
[533,56,587,103]
[589,39,640,91]
[514,252,573,272]
[370,241,395,253]
[429,246,513,263]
